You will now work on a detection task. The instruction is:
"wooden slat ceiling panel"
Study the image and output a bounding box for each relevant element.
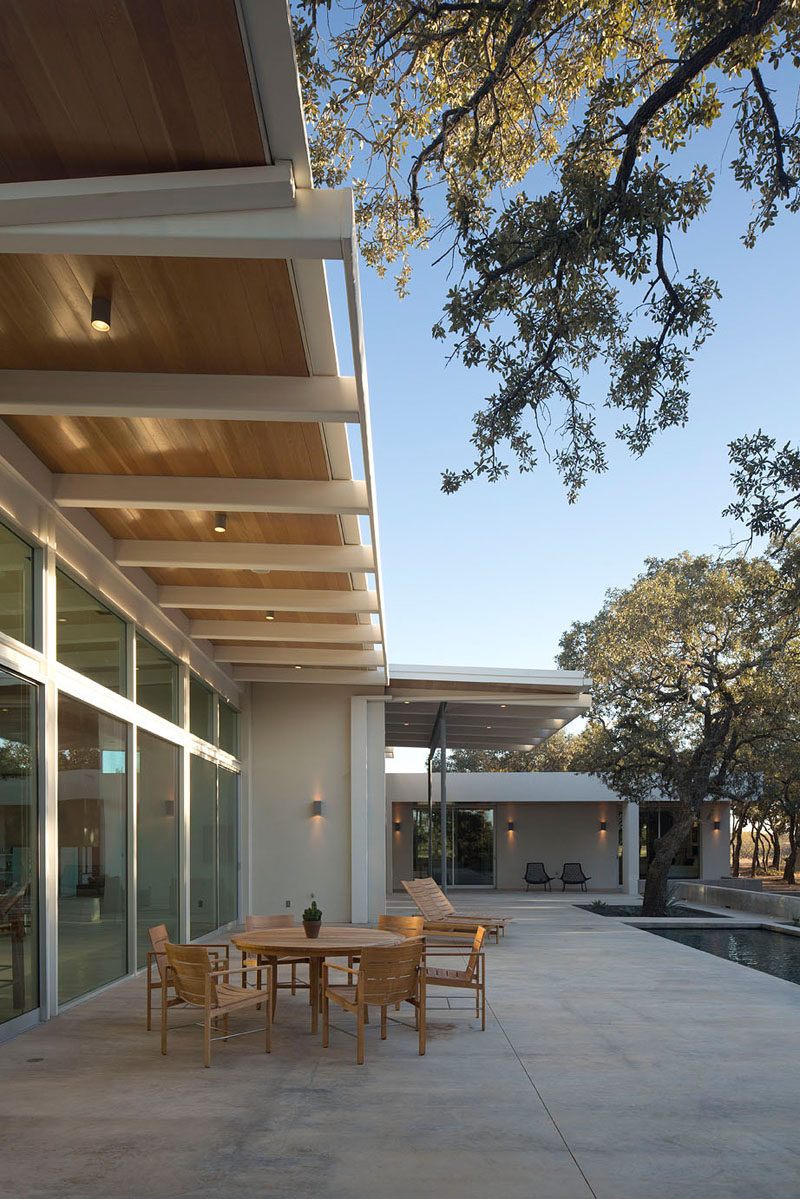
[0,256,307,375]
[213,641,368,652]
[144,568,353,591]
[0,0,265,182]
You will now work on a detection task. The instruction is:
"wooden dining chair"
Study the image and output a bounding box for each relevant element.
[162,942,272,1068]
[240,914,310,1005]
[377,913,425,938]
[322,939,426,1064]
[424,925,487,1030]
[145,923,229,1031]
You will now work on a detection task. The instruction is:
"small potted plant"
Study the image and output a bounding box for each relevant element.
[302,899,322,938]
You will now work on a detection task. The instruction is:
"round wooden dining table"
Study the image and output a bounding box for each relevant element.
[231,925,404,1034]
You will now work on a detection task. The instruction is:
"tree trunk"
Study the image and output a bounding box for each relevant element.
[771,830,782,872]
[783,814,797,885]
[731,822,743,877]
[641,813,695,916]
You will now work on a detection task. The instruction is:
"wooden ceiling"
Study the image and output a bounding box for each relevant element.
[0,0,383,680]
[0,0,264,182]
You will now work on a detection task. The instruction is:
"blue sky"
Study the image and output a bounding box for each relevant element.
[329,93,800,683]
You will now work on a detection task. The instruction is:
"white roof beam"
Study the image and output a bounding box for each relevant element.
[231,667,385,686]
[0,371,359,423]
[55,475,368,516]
[0,165,295,226]
[0,187,352,260]
[117,541,375,572]
[191,620,381,644]
[159,586,378,613]
[214,646,384,668]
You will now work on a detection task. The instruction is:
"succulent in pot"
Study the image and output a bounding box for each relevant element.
[302,900,322,938]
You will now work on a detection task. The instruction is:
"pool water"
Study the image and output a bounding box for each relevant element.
[647,927,800,985]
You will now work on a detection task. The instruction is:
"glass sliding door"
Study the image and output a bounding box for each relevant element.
[190,755,217,939]
[136,731,180,967]
[217,767,238,927]
[58,697,127,1004]
[0,671,38,1027]
[413,805,495,886]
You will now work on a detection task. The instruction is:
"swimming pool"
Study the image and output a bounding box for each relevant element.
[646,926,800,985]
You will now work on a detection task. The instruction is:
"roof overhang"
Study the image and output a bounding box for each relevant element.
[384,665,592,750]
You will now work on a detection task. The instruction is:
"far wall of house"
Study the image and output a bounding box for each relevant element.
[387,772,731,891]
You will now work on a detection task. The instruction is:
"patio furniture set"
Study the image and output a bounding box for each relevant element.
[148,879,501,1067]
[523,861,592,891]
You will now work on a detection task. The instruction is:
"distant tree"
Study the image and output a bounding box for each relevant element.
[299,1,800,535]
[434,726,601,772]
[558,548,800,915]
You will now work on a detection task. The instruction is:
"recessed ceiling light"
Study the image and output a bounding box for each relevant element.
[265,611,275,621]
[90,294,111,332]
[403,700,410,704]
[500,704,507,708]
[294,664,302,670]
[213,512,227,534]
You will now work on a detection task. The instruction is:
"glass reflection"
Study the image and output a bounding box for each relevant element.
[0,521,34,647]
[0,671,38,1025]
[57,572,126,695]
[58,697,127,1004]
[137,731,179,967]
[190,755,217,939]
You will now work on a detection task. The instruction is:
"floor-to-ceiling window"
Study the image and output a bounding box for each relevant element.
[190,755,218,939]
[0,671,38,1027]
[218,767,238,926]
[413,805,495,886]
[639,808,700,879]
[136,730,180,967]
[56,571,126,695]
[58,697,128,1004]
[0,522,35,647]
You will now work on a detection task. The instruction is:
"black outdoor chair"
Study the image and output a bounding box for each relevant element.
[523,862,553,891]
[559,862,591,892]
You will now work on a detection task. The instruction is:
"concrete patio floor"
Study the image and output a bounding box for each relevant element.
[1,892,798,1199]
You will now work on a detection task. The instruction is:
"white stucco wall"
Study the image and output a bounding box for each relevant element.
[247,682,385,923]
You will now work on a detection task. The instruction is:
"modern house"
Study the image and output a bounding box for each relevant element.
[0,1,727,1046]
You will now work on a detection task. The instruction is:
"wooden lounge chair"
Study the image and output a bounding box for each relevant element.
[162,942,272,1068]
[523,861,554,891]
[146,923,229,1031]
[424,925,487,1030]
[402,877,510,943]
[322,939,426,1064]
[559,862,592,891]
[240,914,310,1008]
[377,913,424,938]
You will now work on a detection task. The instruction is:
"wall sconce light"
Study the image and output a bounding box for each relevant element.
[213,512,227,534]
[164,799,175,817]
[713,820,720,831]
[311,799,324,817]
[507,820,514,832]
[394,819,402,832]
[90,293,112,332]
[599,819,607,832]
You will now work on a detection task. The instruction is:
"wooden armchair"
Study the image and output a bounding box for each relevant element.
[162,942,272,1068]
[424,925,487,1030]
[322,940,426,1064]
[377,913,424,938]
[145,923,229,1031]
[240,914,310,1009]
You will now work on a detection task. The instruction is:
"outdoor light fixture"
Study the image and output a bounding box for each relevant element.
[713,820,721,831]
[599,819,607,832]
[265,610,275,621]
[394,820,402,832]
[90,294,111,332]
[311,799,324,817]
[507,820,514,832]
[213,512,227,534]
[294,664,302,670]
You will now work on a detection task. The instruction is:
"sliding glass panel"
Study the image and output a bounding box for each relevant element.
[136,731,180,967]
[0,521,34,648]
[413,805,453,886]
[453,808,495,886]
[217,767,238,926]
[218,699,239,756]
[58,697,127,1004]
[136,635,179,724]
[189,676,214,743]
[0,671,38,1026]
[190,755,217,939]
[57,571,126,695]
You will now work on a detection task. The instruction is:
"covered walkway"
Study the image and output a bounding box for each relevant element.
[2,894,797,1199]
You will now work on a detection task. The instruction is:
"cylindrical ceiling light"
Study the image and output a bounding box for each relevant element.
[213,512,227,534]
[90,294,112,332]
[265,610,276,621]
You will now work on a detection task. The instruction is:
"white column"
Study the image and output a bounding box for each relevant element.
[366,699,386,923]
[622,801,640,896]
[350,698,369,923]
